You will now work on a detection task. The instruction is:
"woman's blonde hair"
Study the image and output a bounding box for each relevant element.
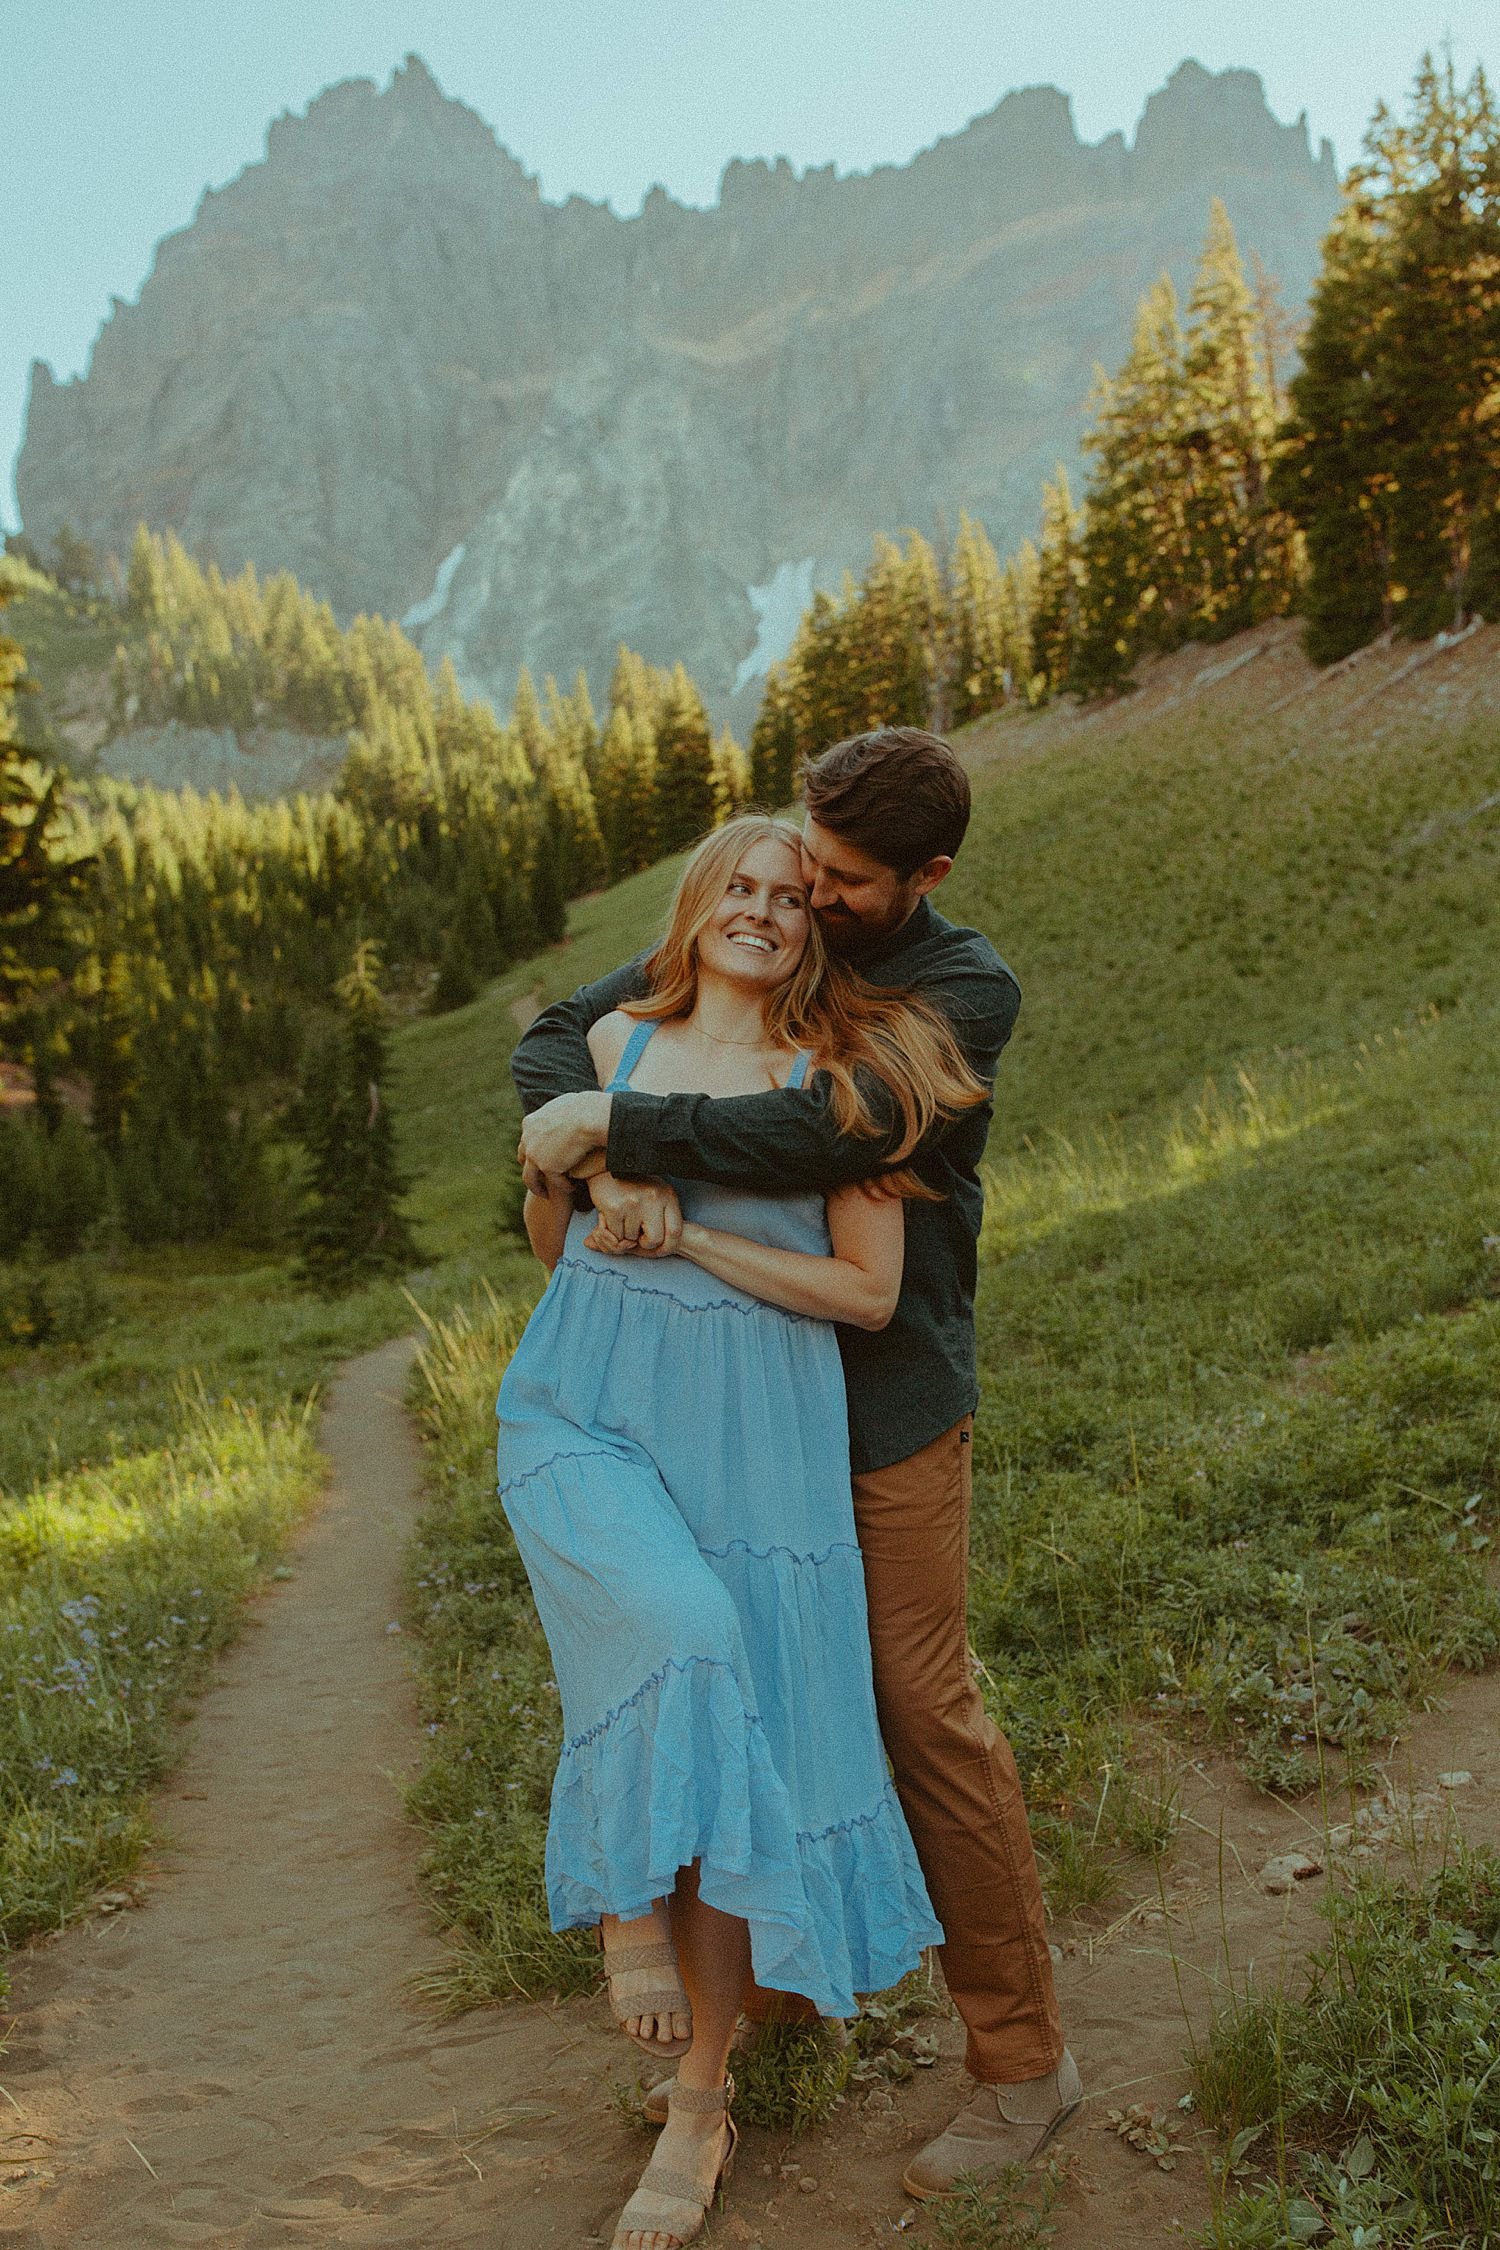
[625,815,987,1191]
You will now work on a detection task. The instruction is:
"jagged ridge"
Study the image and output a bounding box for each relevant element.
[18,55,1340,716]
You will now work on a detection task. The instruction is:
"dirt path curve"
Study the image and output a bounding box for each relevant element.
[5,1337,1497,2248]
[3,1340,634,2248]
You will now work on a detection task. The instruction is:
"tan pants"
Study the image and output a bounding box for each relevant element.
[746,1417,1064,2084]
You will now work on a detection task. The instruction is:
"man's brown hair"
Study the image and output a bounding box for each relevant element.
[801,727,971,878]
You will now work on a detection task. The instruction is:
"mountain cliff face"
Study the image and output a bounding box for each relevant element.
[18,55,1340,715]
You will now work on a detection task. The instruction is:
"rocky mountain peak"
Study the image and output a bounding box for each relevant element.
[253,52,535,198]
[1133,59,1336,185]
[18,57,1342,724]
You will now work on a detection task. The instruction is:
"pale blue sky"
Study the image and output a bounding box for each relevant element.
[5,0,1491,527]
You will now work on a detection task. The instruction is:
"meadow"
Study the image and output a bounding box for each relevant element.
[3,624,1498,2239]
[396,639,1499,2242]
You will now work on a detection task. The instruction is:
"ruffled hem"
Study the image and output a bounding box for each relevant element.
[543,1653,944,2019]
[553,1244,815,1324]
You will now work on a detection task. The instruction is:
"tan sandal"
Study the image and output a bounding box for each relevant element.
[599,1930,694,2059]
[641,2012,845,2122]
[612,2077,737,2250]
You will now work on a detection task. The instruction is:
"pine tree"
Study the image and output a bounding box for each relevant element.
[529,823,568,947]
[85,952,135,1161]
[1179,201,1298,639]
[1000,542,1039,695]
[1030,470,1085,697]
[1,577,91,1044]
[608,644,667,734]
[296,941,419,1285]
[818,534,948,737]
[492,815,542,960]
[948,513,1011,725]
[1275,57,1500,656]
[0,1113,39,1257]
[31,1111,108,1258]
[713,728,751,821]
[51,524,100,598]
[1272,188,1393,662]
[784,588,860,759]
[1071,280,1190,695]
[431,935,479,1013]
[546,756,609,894]
[124,525,166,623]
[1377,59,1500,635]
[511,668,551,775]
[748,666,800,807]
[546,671,601,782]
[1071,209,1299,696]
[594,705,658,875]
[653,664,720,854]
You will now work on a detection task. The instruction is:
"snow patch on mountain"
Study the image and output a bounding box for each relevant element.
[734,559,817,691]
[402,542,467,630]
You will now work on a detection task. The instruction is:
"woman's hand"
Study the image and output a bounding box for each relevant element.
[583,1176,684,1257]
[583,1174,684,1256]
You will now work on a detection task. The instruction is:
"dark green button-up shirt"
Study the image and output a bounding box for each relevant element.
[510,897,1020,1473]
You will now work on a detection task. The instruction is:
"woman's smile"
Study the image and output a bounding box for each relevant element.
[700,835,810,986]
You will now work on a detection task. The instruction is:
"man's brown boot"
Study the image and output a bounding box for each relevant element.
[901,2051,1082,2199]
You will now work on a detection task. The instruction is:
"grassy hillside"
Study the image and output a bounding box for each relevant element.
[948,622,1498,1144]
[5,612,1496,2033]
[400,620,1500,2012]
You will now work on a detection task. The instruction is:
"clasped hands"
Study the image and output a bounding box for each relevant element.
[518,1090,682,1257]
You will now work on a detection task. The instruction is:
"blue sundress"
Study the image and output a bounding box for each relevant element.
[495,1018,943,2017]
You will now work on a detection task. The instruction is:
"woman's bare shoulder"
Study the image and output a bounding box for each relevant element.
[586,1010,637,1086]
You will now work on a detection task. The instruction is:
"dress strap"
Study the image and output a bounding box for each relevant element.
[606,1018,659,1091]
[786,1049,813,1090]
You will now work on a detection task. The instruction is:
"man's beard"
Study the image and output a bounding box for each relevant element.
[814,890,913,957]
[814,905,882,958]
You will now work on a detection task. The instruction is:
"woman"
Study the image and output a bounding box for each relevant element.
[498,814,984,2250]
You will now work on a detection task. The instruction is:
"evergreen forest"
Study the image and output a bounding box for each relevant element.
[751,58,1500,795]
[4,57,1496,1284]
[1,539,746,1275]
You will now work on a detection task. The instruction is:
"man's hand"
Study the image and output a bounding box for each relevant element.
[517,1090,613,1178]
[522,1148,605,1197]
[582,1172,684,1256]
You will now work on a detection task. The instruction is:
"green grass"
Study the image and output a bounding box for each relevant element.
[1193,1846,1500,2248]
[950,697,1498,1146]
[0,1246,485,1498]
[927,2161,1063,2248]
[970,1007,1500,1818]
[400,1290,594,2007]
[0,691,679,1950]
[0,1393,321,1970]
[4,620,1498,2162]
[394,674,1500,1989]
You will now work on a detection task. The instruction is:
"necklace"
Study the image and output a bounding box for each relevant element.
[689,1021,769,1048]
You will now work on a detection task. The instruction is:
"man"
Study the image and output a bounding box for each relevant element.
[512,726,1079,2196]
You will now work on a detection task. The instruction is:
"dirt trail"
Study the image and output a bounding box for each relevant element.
[3,1341,627,2248]
[5,1339,1496,2247]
